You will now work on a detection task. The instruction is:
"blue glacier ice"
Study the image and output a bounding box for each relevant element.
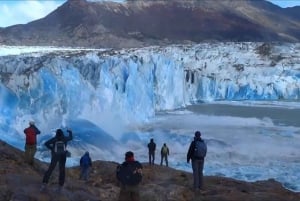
[0,43,300,191]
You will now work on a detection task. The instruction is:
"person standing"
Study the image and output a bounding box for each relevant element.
[80,151,92,181]
[41,128,73,191]
[160,143,169,167]
[23,121,41,166]
[147,138,156,165]
[148,138,156,165]
[187,131,207,192]
[116,151,143,201]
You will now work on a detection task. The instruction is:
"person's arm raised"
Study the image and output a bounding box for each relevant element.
[66,129,73,141]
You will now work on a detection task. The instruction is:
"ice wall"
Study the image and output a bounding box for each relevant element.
[0,42,300,134]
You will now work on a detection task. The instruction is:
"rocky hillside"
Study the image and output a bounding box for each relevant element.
[0,0,299,48]
[1,140,300,201]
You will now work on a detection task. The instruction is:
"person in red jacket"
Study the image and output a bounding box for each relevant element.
[23,121,41,166]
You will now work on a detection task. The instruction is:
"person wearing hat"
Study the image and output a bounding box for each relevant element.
[116,151,143,201]
[23,121,41,166]
[187,131,207,192]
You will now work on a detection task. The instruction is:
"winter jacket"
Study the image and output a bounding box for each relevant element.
[44,129,73,154]
[187,137,206,162]
[24,125,41,145]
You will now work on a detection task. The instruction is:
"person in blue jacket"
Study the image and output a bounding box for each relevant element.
[80,151,92,181]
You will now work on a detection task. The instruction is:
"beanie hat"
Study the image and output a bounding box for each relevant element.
[56,129,64,138]
[195,131,201,138]
[125,151,134,159]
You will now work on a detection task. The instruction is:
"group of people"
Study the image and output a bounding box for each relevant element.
[23,121,92,192]
[147,138,170,167]
[117,131,207,200]
[23,121,207,200]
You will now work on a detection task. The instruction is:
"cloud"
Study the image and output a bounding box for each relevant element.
[0,0,65,28]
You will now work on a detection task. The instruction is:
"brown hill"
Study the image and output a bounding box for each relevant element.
[0,0,299,48]
[1,140,300,201]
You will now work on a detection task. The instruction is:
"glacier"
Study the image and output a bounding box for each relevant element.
[0,42,300,191]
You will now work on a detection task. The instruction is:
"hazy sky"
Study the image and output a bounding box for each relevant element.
[0,0,299,28]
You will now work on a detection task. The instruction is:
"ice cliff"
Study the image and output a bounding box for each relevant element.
[0,42,299,135]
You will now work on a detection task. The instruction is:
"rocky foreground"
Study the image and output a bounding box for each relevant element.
[1,140,299,201]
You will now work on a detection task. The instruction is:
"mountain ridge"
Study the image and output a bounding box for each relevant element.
[0,0,299,48]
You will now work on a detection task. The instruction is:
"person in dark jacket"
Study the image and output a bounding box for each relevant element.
[80,151,92,181]
[116,151,142,201]
[41,128,73,191]
[160,143,169,167]
[147,138,156,165]
[23,121,41,166]
[187,131,207,191]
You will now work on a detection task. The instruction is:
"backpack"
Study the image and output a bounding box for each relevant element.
[116,161,142,186]
[162,146,168,155]
[194,140,207,158]
[54,140,66,154]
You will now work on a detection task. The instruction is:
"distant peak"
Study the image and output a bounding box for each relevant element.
[66,0,88,6]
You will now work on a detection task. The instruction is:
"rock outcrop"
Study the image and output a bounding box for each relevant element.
[0,140,299,201]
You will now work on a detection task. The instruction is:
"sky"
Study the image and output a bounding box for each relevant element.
[0,0,299,28]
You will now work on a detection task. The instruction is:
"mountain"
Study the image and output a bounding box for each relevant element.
[284,6,300,20]
[0,0,299,48]
[1,139,300,201]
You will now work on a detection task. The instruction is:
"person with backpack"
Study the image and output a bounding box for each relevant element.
[160,143,169,167]
[116,151,143,201]
[23,121,41,166]
[41,128,73,192]
[147,138,156,165]
[187,131,207,192]
[79,151,92,181]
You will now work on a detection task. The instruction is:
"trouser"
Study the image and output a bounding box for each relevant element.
[25,144,36,165]
[118,185,140,201]
[192,159,205,189]
[148,152,155,165]
[42,153,67,186]
[160,154,168,166]
[80,166,90,180]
